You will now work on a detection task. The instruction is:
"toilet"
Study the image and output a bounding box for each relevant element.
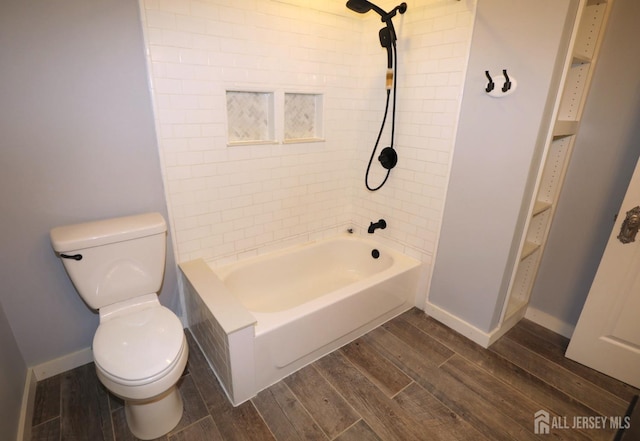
[50,212,188,440]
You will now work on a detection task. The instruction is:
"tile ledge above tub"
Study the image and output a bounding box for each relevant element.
[227,140,279,147]
[283,137,325,144]
[179,259,256,334]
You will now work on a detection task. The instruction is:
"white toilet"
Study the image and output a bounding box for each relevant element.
[50,212,188,440]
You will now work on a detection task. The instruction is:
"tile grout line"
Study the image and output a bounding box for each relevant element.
[276,373,336,441]
[503,331,636,404]
[107,388,116,441]
[403,313,621,440]
[376,319,526,441]
[309,360,366,438]
[494,334,628,414]
[177,361,227,440]
[400,315,580,422]
[167,415,211,440]
[248,397,281,441]
[328,417,363,441]
[389,380,416,400]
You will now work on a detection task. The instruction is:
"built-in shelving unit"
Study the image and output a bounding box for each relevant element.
[499,0,613,328]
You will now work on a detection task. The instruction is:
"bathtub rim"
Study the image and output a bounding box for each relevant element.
[206,233,421,336]
[211,233,418,280]
[179,259,257,335]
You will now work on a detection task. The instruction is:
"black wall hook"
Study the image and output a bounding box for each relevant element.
[502,69,511,92]
[485,71,494,92]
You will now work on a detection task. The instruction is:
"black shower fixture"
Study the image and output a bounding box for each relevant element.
[346,0,407,20]
[346,0,407,191]
[346,0,407,69]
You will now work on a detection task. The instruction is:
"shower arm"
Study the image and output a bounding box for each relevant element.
[370,2,406,23]
[380,4,406,42]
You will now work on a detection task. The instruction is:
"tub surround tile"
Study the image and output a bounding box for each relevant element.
[179,259,256,333]
[181,260,258,405]
[184,285,233,401]
[140,0,475,267]
[183,332,230,414]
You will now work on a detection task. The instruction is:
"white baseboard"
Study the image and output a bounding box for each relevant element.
[16,368,36,441]
[424,303,575,348]
[424,302,493,348]
[525,306,575,338]
[33,347,93,381]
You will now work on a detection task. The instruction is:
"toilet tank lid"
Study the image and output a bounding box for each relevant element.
[50,212,167,252]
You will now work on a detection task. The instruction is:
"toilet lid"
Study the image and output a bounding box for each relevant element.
[93,306,184,382]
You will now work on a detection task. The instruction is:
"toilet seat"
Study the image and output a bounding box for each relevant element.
[93,304,184,385]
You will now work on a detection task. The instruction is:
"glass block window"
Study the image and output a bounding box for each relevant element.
[284,93,323,142]
[226,91,274,144]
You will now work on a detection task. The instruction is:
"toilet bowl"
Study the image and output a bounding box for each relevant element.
[50,213,187,440]
[93,294,188,439]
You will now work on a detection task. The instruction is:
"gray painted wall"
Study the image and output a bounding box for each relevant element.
[0,0,178,367]
[429,0,576,332]
[529,0,640,328]
[0,302,26,441]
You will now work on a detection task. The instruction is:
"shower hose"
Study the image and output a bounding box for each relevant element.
[365,40,398,192]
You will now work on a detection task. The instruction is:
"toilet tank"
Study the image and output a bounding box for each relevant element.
[50,213,167,310]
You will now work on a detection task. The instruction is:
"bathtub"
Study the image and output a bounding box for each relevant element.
[179,234,421,405]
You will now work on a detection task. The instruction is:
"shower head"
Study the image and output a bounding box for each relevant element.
[346,0,383,15]
[346,0,407,20]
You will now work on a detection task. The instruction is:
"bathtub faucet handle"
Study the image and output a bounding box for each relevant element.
[368,219,387,234]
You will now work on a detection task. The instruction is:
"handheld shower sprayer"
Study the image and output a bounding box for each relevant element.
[346,0,407,191]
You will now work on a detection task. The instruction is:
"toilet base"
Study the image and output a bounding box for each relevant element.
[124,384,184,440]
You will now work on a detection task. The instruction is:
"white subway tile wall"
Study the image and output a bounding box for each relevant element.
[139,0,475,270]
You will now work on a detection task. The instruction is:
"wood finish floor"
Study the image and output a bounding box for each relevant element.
[31,308,639,441]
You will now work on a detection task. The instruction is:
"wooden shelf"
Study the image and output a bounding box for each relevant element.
[572,53,591,64]
[553,120,578,138]
[521,241,540,261]
[532,200,552,216]
[504,296,528,322]
[498,0,612,336]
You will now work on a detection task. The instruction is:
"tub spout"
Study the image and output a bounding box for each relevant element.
[368,219,387,234]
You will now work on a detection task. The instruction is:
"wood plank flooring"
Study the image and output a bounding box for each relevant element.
[30,308,639,441]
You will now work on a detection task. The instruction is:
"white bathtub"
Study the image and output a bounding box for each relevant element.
[179,234,421,405]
